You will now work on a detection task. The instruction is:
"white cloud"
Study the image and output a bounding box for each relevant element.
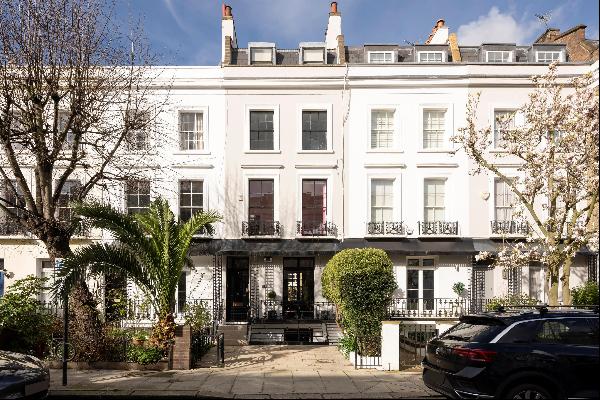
[457,7,540,45]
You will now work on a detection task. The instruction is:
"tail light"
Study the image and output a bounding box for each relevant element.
[452,347,497,363]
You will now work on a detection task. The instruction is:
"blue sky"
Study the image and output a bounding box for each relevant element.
[114,0,599,65]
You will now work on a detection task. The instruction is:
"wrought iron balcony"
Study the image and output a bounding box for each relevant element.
[418,221,458,236]
[366,221,406,236]
[259,300,337,321]
[490,220,530,236]
[242,221,282,237]
[0,219,28,236]
[296,220,338,237]
[388,297,469,319]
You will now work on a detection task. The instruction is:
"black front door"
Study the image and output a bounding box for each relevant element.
[226,257,249,322]
[283,258,314,319]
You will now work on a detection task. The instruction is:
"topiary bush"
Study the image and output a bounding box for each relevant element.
[322,248,396,354]
[571,282,599,306]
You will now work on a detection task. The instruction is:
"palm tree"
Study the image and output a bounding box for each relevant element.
[54,198,220,348]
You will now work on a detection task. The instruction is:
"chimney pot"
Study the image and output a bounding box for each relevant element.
[330,2,338,14]
[436,19,445,28]
[224,5,232,17]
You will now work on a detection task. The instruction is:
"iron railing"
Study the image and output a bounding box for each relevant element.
[191,332,224,367]
[241,221,282,237]
[259,300,337,321]
[490,220,530,235]
[418,221,458,235]
[388,297,469,318]
[366,221,406,236]
[115,298,215,323]
[296,220,338,237]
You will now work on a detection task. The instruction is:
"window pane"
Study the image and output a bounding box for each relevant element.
[126,180,150,215]
[179,180,203,221]
[303,48,324,63]
[248,179,274,222]
[423,110,445,148]
[251,48,272,63]
[57,180,81,221]
[250,111,274,150]
[179,112,203,151]
[424,179,445,222]
[302,111,327,150]
[302,179,327,228]
[370,179,394,222]
[371,110,394,149]
[407,270,419,290]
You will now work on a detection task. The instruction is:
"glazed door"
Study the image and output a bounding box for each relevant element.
[283,258,314,319]
[226,257,249,322]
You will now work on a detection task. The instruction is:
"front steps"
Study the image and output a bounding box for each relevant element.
[325,322,342,345]
[218,323,248,346]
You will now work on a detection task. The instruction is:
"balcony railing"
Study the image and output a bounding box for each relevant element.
[106,298,217,325]
[418,221,458,236]
[388,297,469,319]
[0,219,30,236]
[366,221,406,236]
[260,300,337,321]
[296,220,338,237]
[242,221,282,237]
[490,220,529,236]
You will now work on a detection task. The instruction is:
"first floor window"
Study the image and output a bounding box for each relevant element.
[126,110,150,151]
[493,110,515,147]
[494,178,515,221]
[406,258,435,310]
[179,180,203,222]
[57,180,81,221]
[424,179,445,222]
[423,109,445,148]
[249,111,274,150]
[248,179,274,222]
[179,112,204,151]
[301,179,327,229]
[1,180,26,218]
[371,110,394,149]
[302,111,327,150]
[39,260,55,304]
[371,179,394,222]
[126,180,150,215]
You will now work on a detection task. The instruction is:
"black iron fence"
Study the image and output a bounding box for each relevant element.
[366,221,406,236]
[398,323,438,368]
[490,220,530,235]
[242,221,282,237]
[296,220,338,237]
[388,298,469,319]
[353,336,382,369]
[418,221,458,235]
[259,300,337,321]
[191,332,224,367]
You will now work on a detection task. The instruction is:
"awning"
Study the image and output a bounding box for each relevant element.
[189,239,339,256]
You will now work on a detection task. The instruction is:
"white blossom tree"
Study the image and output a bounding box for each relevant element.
[454,64,599,306]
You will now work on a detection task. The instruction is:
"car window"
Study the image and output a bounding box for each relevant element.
[586,318,599,343]
[497,320,539,343]
[441,321,505,343]
[534,318,596,346]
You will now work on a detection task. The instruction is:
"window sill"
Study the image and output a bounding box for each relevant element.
[297,150,334,154]
[417,149,454,154]
[244,150,281,154]
[488,149,510,154]
[173,151,211,155]
[366,149,404,154]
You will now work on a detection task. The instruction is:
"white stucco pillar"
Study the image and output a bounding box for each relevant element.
[381,321,400,371]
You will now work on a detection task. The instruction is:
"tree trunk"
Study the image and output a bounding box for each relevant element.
[561,258,572,305]
[547,266,560,306]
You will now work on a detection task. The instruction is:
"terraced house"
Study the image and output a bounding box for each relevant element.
[0,2,598,342]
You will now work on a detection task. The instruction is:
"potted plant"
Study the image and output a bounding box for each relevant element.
[266,291,277,320]
[267,290,277,300]
[451,282,466,316]
[132,331,148,346]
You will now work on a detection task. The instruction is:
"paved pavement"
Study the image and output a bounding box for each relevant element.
[49,345,441,399]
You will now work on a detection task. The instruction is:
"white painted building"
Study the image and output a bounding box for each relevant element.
[1,2,598,340]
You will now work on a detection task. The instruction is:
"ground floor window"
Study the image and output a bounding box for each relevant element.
[406,258,435,311]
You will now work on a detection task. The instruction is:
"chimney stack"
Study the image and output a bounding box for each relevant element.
[325,2,342,50]
[221,4,237,65]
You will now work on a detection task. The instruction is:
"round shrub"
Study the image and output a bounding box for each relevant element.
[322,248,396,341]
[571,282,599,306]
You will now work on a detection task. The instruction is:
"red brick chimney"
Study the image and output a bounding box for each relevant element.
[221,4,237,65]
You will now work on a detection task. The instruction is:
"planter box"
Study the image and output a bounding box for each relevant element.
[45,360,168,371]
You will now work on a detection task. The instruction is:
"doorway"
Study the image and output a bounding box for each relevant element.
[226,257,249,322]
[283,258,314,319]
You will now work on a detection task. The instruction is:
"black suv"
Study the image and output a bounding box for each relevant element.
[422,307,599,399]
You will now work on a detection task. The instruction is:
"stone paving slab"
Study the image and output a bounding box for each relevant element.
[49,345,441,399]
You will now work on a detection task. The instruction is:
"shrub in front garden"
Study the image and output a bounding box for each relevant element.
[484,294,540,311]
[322,248,396,355]
[571,282,599,306]
[126,344,164,365]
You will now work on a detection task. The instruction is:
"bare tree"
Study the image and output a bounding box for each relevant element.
[0,0,168,358]
[453,64,599,306]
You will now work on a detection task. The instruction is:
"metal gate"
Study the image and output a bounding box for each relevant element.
[398,324,437,368]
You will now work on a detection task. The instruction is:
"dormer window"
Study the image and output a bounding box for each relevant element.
[249,43,276,65]
[368,51,394,64]
[486,50,512,63]
[536,51,562,63]
[418,51,444,63]
[300,43,326,65]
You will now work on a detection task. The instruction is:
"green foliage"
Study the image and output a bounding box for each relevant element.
[267,290,277,300]
[571,282,599,306]
[337,334,357,358]
[184,302,212,335]
[126,344,164,365]
[0,276,56,356]
[452,282,466,296]
[322,248,397,339]
[485,294,540,311]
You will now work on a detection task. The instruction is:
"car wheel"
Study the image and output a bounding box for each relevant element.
[506,383,553,399]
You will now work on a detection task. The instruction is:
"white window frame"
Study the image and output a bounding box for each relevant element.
[419,104,453,151]
[177,179,206,222]
[243,171,281,227]
[297,104,333,153]
[493,177,516,222]
[125,109,153,153]
[368,51,394,64]
[423,178,446,223]
[405,257,437,303]
[38,259,56,303]
[296,172,333,226]
[245,105,280,153]
[486,50,513,63]
[489,106,523,151]
[535,51,563,63]
[367,106,401,151]
[248,43,276,65]
[174,106,209,154]
[300,47,326,65]
[367,177,398,223]
[124,179,151,214]
[57,110,77,149]
[418,51,445,63]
